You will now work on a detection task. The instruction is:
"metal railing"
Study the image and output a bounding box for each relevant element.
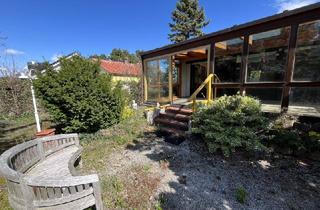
[188,73,220,111]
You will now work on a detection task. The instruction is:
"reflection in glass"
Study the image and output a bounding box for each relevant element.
[293,20,320,81]
[216,88,239,98]
[146,61,158,85]
[215,38,243,83]
[289,87,320,116]
[247,27,290,82]
[289,87,320,107]
[246,88,283,105]
[146,58,170,103]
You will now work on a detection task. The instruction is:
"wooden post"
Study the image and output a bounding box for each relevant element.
[240,35,249,95]
[169,56,174,104]
[93,181,103,210]
[143,61,148,102]
[206,46,212,101]
[281,24,298,111]
[20,176,34,210]
[208,76,212,101]
[37,141,45,160]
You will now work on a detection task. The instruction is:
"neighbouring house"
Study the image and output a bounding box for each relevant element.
[26,52,80,77]
[141,3,320,117]
[99,60,142,82]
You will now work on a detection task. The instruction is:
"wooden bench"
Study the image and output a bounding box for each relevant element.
[0,134,103,210]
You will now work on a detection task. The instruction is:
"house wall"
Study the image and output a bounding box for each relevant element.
[112,76,140,82]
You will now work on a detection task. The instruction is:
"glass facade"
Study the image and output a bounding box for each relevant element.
[289,87,320,107]
[214,38,243,83]
[215,88,239,97]
[247,27,290,82]
[288,87,320,116]
[246,88,283,105]
[144,16,320,116]
[145,58,170,103]
[293,20,320,81]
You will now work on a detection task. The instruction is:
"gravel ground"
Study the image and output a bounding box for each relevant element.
[104,131,320,210]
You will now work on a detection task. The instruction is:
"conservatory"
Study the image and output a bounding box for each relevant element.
[141,3,320,117]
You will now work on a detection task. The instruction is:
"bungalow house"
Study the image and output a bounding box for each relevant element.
[99,60,141,82]
[141,3,320,118]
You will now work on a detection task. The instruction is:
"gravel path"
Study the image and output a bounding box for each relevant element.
[104,132,320,210]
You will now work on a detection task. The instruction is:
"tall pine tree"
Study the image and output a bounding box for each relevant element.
[169,0,210,43]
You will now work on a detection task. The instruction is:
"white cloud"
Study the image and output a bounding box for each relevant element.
[51,53,63,62]
[274,0,319,13]
[4,48,25,55]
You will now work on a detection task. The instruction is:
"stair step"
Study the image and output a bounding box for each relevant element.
[159,112,191,122]
[154,118,188,131]
[158,127,186,137]
[158,127,186,145]
[165,106,193,116]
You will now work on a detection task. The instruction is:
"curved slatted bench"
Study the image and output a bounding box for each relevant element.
[0,134,103,210]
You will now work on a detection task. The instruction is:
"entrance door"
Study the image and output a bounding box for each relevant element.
[190,62,207,98]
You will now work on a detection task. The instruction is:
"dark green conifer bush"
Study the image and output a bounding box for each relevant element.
[34,56,125,133]
[192,94,267,157]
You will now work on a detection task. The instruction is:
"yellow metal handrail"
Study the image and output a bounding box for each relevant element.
[188,73,220,111]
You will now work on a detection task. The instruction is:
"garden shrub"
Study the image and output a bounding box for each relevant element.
[192,94,268,157]
[34,56,125,133]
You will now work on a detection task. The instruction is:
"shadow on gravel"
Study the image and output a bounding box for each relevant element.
[126,131,320,210]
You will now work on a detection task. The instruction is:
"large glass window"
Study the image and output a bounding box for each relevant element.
[293,20,320,81]
[246,88,283,105]
[288,87,320,117]
[146,58,170,103]
[215,88,239,98]
[247,27,290,82]
[246,88,283,113]
[214,38,243,83]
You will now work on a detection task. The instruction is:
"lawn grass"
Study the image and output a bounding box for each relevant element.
[80,109,148,172]
[0,177,11,210]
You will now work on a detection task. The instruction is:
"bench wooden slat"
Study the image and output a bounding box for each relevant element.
[40,187,48,200]
[35,189,94,207]
[54,187,62,198]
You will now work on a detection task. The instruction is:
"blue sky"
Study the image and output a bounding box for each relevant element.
[0,0,319,69]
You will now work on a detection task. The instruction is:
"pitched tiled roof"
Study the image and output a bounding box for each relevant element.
[100,60,141,77]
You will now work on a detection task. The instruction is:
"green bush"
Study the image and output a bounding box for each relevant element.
[192,94,267,157]
[34,56,125,133]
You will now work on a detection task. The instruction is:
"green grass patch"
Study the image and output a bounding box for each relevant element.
[0,177,11,210]
[80,109,149,172]
[235,186,248,204]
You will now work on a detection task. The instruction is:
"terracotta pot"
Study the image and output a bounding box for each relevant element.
[36,128,56,137]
